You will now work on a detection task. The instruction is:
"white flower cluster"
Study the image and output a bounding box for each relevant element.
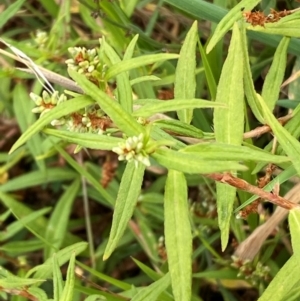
[65,47,100,74]
[112,134,150,167]
[30,90,67,116]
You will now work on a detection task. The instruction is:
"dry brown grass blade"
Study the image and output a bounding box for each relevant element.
[234,182,300,260]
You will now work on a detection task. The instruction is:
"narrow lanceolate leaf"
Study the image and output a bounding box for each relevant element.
[152,148,247,174]
[213,23,244,251]
[261,37,290,111]
[0,0,26,29]
[53,254,64,301]
[164,171,192,301]
[102,38,133,113]
[104,53,179,79]
[103,162,145,260]
[59,252,76,301]
[9,95,94,154]
[240,22,264,123]
[69,70,145,137]
[258,254,300,301]
[182,143,290,164]
[289,209,300,254]
[28,242,88,279]
[258,95,300,176]
[175,21,198,124]
[133,98,224,117]
[206,0,261,53]
[131,273,171,301]
[43,129,123,150]
[246,19,300,38]
[44,179,80,259]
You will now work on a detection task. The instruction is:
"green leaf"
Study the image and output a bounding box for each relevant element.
[76,262,131,290]
[43,128,123,150]
[102,38,133,113]
[213,23,244,250]
[0,207,51,241]
[53,144,114,206]
[261,37,290,111]
[258,94,300,176]
[13,84,45,171]
[206,0,261,53]
[44,179,80,259]
[103,161,145,260]
[154,119,204,139]
[289,209,300,254]
[133,98,225,118]
[0,276,44,289]
[9,95,94,153]
[175,21,198,124]
[234,165,298,212]
[241,22,264,123]
[131,274,171,301]
[105,53,179,79]
[69,70,145,137]
[198,40,217,100]
[164,171,192,301]
[246,19,300,38]
[0,239,44,255]
[59,252,76,301]
[53,254,64,301]
[0,0,26,29]
[164,0,300,56]
[0,168,76,192]
[182,142,290,163]
[152,148,247,174]
[258,254,300,301]
[27,242,88,279]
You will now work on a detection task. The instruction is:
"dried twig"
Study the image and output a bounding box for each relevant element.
[205,172,300,211]
[234,182,300,260]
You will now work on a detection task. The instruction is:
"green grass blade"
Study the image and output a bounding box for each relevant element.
[27,242,88,279]
[164,170,192,301]
[131,274,171,301]
[53,254,64,301]
[213,23,244,250]
[175,21,198,124]
[59,252,76,301]
[53,144,115,206]
[44,179,80,259]
[258,94,300,176]
[261,37,290,111]
[103,162,145,260]
[0,207,51,242]
[0,0,26,29]
[0,168,76,192]
[69,70,145,137]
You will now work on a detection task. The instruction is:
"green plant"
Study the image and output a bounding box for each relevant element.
[1,0,300,300]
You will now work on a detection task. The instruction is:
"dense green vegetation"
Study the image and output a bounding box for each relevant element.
[1,0,300,300]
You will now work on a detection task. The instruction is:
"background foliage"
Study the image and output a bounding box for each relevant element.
[1,0,300,300]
